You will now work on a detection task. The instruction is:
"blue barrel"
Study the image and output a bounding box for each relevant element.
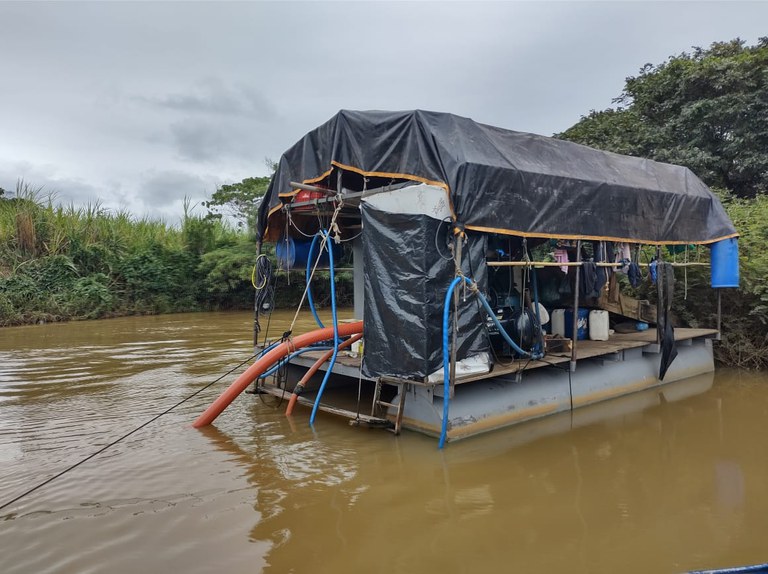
[564,308,589,340]
[276,236,340,269]
[710,238,739,288]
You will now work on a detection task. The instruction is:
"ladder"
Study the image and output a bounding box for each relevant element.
[372,379,407,435]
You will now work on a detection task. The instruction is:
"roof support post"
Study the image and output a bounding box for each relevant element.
[656,246,662,346]
[449,237,464,399]
[570,240,582,373]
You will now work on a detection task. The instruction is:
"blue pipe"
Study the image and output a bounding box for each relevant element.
[306,233,325,329]
[257,340,281,358]
[440,276,467,448]
[439,276,544,448]
[257,346,333,380]
[310,230,340,425]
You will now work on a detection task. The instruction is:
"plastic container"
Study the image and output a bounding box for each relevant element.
[276,235,341,269]
[589,310,609,341]
[564,308,589,341]
[550,309,566,337]
[292,188,328,212]
[710,238,740,288]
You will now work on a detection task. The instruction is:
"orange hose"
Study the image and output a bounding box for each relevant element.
[193,321,363,428]
[285,333,363,416]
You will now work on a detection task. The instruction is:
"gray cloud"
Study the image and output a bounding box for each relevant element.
[1,1,768,219]
[136,170,219,205]
[135,79,277,120]
[0,161,103,207]
[168,120,233,163]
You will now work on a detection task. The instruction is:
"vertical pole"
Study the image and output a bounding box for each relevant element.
[656,245,662,346]
[253,240,262,347]
[570,240,582,373]
[449,236,463,398]
[717,288,722,340]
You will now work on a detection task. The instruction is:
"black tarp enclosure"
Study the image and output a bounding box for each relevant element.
[257,110,738,380]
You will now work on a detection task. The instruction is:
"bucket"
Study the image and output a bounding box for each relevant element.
[710,238,739,288]
[564,308,589,341]
[589,310,609,341]
[276,236,340,270]
[550,309,566,337]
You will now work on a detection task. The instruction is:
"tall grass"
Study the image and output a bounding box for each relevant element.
[0,183,251,325]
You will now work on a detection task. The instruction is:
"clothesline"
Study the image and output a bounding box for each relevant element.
[486,261,708,268]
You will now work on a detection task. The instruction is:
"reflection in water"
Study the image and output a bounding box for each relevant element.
[0,311,767,573]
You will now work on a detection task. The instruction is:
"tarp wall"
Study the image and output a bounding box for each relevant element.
[361,204,488,380]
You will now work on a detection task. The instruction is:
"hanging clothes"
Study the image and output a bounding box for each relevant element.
[554,248,569,274]
[657,262,678,380]
[628,262,642,288]
[580,261,599,299]
[592,241,608,294]
[649,258,658,284]
[615,242,631,273]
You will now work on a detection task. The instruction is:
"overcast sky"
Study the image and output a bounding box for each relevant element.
[1,1,766,222]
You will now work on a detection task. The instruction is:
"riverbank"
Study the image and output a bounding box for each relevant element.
[0,188,352,327]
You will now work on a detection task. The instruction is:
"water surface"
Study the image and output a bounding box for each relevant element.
[1,311,767,573]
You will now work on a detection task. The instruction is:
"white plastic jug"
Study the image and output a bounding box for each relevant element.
[551,309,566,337]
[589,310,610,341]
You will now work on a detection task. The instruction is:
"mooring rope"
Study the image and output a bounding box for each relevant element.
[0,352,258,513]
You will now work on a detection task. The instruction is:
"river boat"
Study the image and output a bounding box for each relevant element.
[193,110,739,446]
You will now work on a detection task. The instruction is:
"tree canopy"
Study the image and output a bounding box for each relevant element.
[203,175,271,231]
[558,38,768,198]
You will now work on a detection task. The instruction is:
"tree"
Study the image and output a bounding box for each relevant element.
[203,176,271,231]
[558,38,768,198]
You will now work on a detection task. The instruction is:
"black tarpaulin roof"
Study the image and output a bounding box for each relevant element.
[257,110,737,245]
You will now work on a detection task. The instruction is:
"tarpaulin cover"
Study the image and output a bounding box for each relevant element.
[361,203,488,380]
[257,110,737,245]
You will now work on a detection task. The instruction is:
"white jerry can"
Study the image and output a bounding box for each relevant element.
[550,309,566,337]
[589,310,610,341]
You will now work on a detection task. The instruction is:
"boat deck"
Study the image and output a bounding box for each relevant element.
[291,327,718,385]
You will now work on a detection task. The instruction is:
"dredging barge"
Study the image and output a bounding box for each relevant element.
[194,110,739,445]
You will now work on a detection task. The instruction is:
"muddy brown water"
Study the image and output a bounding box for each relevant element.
[1,310,767,574]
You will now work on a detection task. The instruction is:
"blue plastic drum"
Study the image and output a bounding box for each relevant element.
[564,308,590,340]
[710,238,739,288]
[276,236,341,269]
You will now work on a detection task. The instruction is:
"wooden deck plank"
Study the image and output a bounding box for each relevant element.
[287,327,718,386]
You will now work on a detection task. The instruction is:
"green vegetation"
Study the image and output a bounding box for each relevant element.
[202,175,271,230]
[0,181,352,327]
[559,38,768,368]
[559,38,768,198]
